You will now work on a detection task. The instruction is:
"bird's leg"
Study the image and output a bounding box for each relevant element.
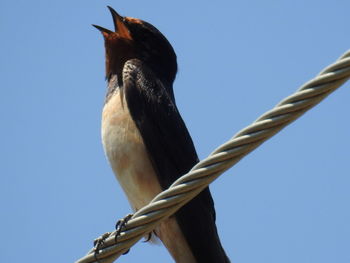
[115,213,133,255]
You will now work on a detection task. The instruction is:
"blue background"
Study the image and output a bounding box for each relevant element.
[1,1,349,262]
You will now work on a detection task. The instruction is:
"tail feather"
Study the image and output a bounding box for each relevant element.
[175,187,230,263]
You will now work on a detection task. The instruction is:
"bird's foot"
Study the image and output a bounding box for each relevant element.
[115,213,133,255]
[93,232,112,261]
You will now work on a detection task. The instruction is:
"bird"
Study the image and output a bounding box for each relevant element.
[93,6,230,263]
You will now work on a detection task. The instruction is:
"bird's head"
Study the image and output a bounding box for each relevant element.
[93,6,177,85]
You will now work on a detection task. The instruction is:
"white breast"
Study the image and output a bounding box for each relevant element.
[101,87,162,211]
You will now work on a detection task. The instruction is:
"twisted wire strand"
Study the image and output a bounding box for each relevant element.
[76,50,350,263]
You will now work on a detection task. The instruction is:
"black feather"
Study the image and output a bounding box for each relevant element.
[123,59,230,263]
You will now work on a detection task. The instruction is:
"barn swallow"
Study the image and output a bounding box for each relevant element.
[93,6,230,263]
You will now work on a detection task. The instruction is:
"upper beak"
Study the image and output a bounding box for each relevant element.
[107,6,123,32]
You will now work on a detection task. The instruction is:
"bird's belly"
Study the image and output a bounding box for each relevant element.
[101,89,162,211]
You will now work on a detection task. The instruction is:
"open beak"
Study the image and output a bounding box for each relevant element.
[92,6,132,40]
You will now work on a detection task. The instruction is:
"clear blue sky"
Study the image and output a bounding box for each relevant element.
[1,1,349,262]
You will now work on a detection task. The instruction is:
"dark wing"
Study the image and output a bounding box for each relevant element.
[123,59,229,263]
